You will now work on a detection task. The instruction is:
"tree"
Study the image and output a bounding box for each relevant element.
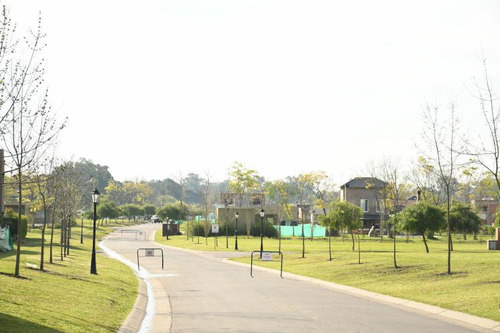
[201,172,212,245]
[157,202,190,223]
[299,171,333,216]
[419,102,466,274]
[73,158,113,208]
[229,162,259,238]
[120,204,143,221]
[449,203,481,241]
[53,162,83,259]
[0,9,66,275]
[97,198,120,222]
[31,159,56,271]
[367,157,411,268]
[469,59,500,197]
[142,204,156,217]
[265,179,295,252]
[105,181,153,206]
[327,201,363,252]
[398,202,446,253]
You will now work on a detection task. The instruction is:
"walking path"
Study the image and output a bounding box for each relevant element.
[103,224,500,333]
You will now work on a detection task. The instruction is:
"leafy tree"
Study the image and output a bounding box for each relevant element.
[73,158,113,208]
[105,181,153,206]
[325,201,363,251]
[265,179,295,252]
[97,199,120,222]
[450,203,481,240]
[398,202,446,253]
[229,162,260,238]
[120,204,143,221]
[299,171,334,216]
[142,205,156,217]
[157,202,190,222]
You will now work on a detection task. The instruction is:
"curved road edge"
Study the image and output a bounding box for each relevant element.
[100,231,172,333]
[155,239,500,333]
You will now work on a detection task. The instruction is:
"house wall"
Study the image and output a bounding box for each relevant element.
[471,199,498,226]
[342,187,380,215]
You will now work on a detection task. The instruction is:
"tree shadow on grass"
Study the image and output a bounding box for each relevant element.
[0,312,64,333]
[0,272,31,280]
[435,271,468,277]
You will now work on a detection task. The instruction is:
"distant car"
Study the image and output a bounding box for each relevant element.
[151,215,161,223]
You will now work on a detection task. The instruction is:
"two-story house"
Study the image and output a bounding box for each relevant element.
[340,177,387,231]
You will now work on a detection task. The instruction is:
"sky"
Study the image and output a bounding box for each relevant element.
[3,0,500,185]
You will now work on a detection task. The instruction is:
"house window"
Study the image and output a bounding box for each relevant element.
[360,199,369,212]
[376,200,381,213]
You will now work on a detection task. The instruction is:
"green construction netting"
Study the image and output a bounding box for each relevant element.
[275,225,326,237]
[0,226,13,252]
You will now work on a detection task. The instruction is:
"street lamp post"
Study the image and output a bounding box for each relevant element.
[259,209,265,258]
[234,212,239,250]
[90,188,100,275]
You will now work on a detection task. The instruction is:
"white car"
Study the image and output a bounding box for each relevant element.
[150,215,161,223]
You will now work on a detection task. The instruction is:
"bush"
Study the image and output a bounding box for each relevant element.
[1,210,28,240]
[484,225,496,236]
[189,220,278,238]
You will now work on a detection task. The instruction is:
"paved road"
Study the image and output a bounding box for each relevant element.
[103,224,492,333]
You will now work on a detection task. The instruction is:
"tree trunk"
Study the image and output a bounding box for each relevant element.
[14,170,22,277]
[50,202,56,264]
[351,231,355,251]
[393,220,398,268]
[447,193,451,275]
[422,233,429,253]
[40,199,47,271]
[328,229,332,261]
[60,218,64,260]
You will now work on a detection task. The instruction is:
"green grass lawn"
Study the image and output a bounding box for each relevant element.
[0,220,139,333]
[155,228,500,322]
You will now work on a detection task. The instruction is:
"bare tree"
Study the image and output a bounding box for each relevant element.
[469,59,500,196]
[419,102,466,275]
[32,156,55,271]
[1,14,66,277]
[367,157,411,268]
[173,171,187,238]
[201,172,212,245]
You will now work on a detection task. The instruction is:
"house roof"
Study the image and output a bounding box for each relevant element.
[340,177,387,189]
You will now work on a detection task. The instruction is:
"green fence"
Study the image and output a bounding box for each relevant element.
[275,225,326,237]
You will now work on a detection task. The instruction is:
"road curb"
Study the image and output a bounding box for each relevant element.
[156,242,500,332]
[118,275,148,333]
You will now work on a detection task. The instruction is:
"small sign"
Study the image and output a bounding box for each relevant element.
[211,224,219,234]
[261,252,272,261]
[145,249,154,257]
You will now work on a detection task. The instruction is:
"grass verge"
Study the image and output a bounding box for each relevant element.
[0,220,139,333]
[155,229,500,322]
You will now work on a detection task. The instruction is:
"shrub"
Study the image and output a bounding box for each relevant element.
[1,210,28,239]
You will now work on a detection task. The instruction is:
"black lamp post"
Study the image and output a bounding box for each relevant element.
[259,209,265,258]
[235,212,239,250]
[90,188,100,275]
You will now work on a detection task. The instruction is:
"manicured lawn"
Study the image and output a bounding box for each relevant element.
[0,220,139,333]
[155,228,500,322]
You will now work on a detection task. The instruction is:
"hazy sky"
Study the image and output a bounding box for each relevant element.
[4,0,500,184]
